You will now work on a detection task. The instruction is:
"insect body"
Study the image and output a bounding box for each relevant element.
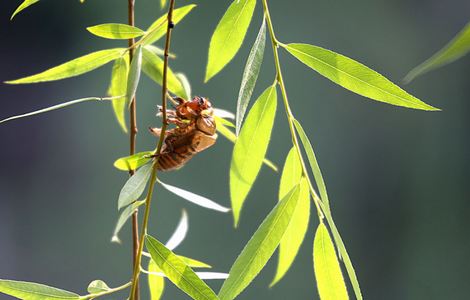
[149,96,217,171]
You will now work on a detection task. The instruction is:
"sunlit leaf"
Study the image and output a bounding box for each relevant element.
[10,0,39,20]
[283,43,438,111]
[314,223,349,300]
[87,280,110,294]
[114,151,153,171]
[87,23,145,39]
[179,256,212,269]
[126,45,143,107]
[0,279,79,300]
[118,163,153,210]
[158,180,230,213]
[142,46,185,97]
[176,73,191,100]
[214,109,235,120]
[218,185,300,300]
[145,235,219,300]
[271,151,310,287]
[160,0,167,9]
[404,22,470,83]
[112,200,145,243]
[205,0,256,82]
[149,259,165,300]
[165,209,189,250]
[215,116,235,128]
[6,49,125,84]
[236,19,266,135]
[230,85,277,226]
[143,4,197,45]
[108,57,129,133]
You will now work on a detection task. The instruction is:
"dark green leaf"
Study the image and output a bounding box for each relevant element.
[126,45,143,106]
[87,280,110,294]
[205,0,257,82]
[6,49,125,84]
[230,85,277,226]
[218,185,300,300]
[236,19,266,135]
[118,163,153,210]
[108,57,129,133]
[0,279,79,300]
[87,23,145,39]
[145,235,219,300]
[112,200,145,243]
[10,0,39,20]
[283,43,438,111]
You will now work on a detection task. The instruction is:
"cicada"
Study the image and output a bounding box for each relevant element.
[149,96,217,171]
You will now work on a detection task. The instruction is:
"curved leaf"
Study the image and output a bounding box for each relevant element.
[205,0,256,82]
[145,235,219,300]
[108,56,129,133]
[126,45,143,106]
[314,223,349,300]
[87,280,110,294]
[118,163,153,210]
[404,22,470,83]
[0,279,79,300]
[11,0,39,20]
[236,19,266,135]
[6,48,125,84]
[112,200,145,243]
[179,256,212,269]
[218,185,300,300]
[230,85,277,226]
[283,43,438,111]
[87,23,145,40]
[165,209,189,250]
[113,151,153,171]
[149,259,165,300]
[176,73,192,100]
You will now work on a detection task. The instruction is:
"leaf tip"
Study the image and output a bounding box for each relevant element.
[111,236,121,244]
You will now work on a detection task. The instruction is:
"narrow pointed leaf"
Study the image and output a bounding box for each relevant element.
[147,271,227,280]
[143,4,197,45]
[230,85,277,226]
[108,57,129,133]
[158,180,230,213]
[126,45,143,106]
[114,151,153,171]
[214,109,235,120]
[176,73,192,100]
[149,259,165,300]
[11,0,39,20]
[87,280,110,294]
[165,210,189,250]
[179,256,212,269]
[6,49,125,84]
[87,23,145,40]
[0,279,79,300]
[205,0,256,82]
[236,19,266,135]
[314,223,349,300]
[142,46,185,97]
[271,152,310,287]
[112,200,145,243]
[218,185,300,300]
[145,235,219,300]
[283,43,438,111]
[160,0,168,9]
[118,163,153,210]
[404,22,470,83]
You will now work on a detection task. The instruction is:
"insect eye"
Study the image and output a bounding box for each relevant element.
[198,97,205,106]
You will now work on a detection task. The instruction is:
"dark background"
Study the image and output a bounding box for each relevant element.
[0,0,469,299]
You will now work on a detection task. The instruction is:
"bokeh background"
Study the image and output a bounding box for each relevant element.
[1,0,469,299]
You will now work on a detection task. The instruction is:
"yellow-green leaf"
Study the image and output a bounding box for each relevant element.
[126,45,143,107]
[114,151,153,171]
[404,22,470,83]
[11,0,39,20]
[111,200,145,243]
[176,73,191,100]
[283,43,438,111]
[313,223,349,300]
[218,185,300,300]
[178,256,212,269]
[0,279,79,300]
[145,235,218,300]
[87,280,110,294]
[205,0,256,82]
[118,163,153,210]
[6,48,125,84]
[230,85,277,226]
[87,23,145,39]
[108,57,129,133]
[148,259,165,300]
[160,0,167,9]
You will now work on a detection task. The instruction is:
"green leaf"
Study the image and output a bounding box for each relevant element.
[118,163,153,210]
[10,0,39,20]
[87,23,145,39]
[142,46,185,97]
[236,19,266,136]
[126,46,143,107]
[176,73,192,100]
[108,57,129,133]
[143,4,197,45]
[270,151,310,287]
[205,0,257,82]
[145,235,219,300]
[230,85,277,226]
[149,259,165,300]
[283,43,439,111]
[160,0,168,9]
[0,279,79,300]
[178,256,212,269]
[87,280,110,294]
[112,200,145,243]
[114,151,153,171]
[404,22,470,83]
[6,48,125,84]
[218,185,300,300]
[313,223,349,300]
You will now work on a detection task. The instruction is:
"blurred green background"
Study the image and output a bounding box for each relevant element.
[1,0,469,299]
